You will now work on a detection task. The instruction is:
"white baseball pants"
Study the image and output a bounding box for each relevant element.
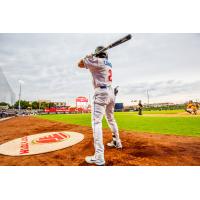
[91,87,120,162]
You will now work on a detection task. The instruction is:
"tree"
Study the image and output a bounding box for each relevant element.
[40,102,49,110]
[0,102,10,107]
[14,100,30,109]
[49,102,56,108]
[31,101,39,109]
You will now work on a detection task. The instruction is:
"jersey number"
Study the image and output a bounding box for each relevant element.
[108,69,112,81]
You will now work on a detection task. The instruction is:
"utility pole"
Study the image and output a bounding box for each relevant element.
[18,80,24,113]
[88,94,91,106]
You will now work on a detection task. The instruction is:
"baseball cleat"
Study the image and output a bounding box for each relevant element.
[85,156,105,166]
[107,140,122,149]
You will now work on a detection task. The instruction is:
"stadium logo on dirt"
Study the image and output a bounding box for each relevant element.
[0,131,84,156]
[32,132,70,144]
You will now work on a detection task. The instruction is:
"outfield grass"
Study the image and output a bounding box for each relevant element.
[114,110,184,115]
[37,111,200,137]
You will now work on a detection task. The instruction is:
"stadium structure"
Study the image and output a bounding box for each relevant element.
[0,67,15,105]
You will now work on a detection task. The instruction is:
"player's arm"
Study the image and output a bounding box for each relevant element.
[78,59,85,68]
[84,56,102,68]
[78,55,96,69]
[78,55,103,69]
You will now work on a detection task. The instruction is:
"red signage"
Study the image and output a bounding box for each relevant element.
[20,136,29,155]
[76,96,88,103]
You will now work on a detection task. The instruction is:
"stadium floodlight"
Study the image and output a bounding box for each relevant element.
[147,89,150,105]
[18,80,25,84]
[18,80,25,112]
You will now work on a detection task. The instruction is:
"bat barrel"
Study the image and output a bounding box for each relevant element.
[92,34,132,56]
[126,34,132,40]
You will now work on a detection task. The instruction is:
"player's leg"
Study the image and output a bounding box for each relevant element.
[138,108,142,115]
[193,109,197,115]
[85,101,106,166]
[186,108,192,114]
[105,100,122,148]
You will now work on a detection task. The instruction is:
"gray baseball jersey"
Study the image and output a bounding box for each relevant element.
[83,56,112,88]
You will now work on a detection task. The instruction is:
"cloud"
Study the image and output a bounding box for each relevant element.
[122,80,200,96]
[0,33,200,104]
[117,80,200,104]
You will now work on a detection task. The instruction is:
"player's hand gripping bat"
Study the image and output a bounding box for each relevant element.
[92,34,132,56]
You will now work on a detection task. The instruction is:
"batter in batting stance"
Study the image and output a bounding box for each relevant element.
[78,46,122,166]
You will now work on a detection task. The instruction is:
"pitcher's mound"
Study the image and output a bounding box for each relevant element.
[0,131,84,156]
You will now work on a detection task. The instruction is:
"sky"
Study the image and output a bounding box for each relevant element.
[0,33,200,105]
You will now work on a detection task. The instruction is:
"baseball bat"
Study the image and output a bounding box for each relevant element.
[92,34,132,56]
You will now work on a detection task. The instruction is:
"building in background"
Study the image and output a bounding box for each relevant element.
[54,102,66,107]
[0,67,15,105]
[38,100,51,104]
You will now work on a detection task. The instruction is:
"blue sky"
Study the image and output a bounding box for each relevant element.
[0,33,200,105]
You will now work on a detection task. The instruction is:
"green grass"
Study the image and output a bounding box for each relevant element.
[37,111,200,137]
[134,110,183,114]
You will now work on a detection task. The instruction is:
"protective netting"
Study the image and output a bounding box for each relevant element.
[0,67,15,105]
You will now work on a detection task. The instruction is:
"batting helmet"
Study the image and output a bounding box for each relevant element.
[95,46,108,59]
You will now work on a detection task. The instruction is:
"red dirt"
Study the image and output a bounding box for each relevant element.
[0,116,200,166]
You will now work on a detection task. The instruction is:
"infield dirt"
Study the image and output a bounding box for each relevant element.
[0,116,200,166]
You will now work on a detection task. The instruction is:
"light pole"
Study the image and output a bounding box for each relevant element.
[88,94,91,106]
[147,89,150,106]
[18,80,24,113]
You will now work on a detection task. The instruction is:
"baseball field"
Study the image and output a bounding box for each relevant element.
[0,110,200,166]
[38,110,200,137]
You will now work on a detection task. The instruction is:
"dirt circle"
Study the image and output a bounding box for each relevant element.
[0,116,200,166]
[0,131,84,156]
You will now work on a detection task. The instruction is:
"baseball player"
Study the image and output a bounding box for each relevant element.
[186,100,198,115]
[138,100,143,115]
[78,46,122,166]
